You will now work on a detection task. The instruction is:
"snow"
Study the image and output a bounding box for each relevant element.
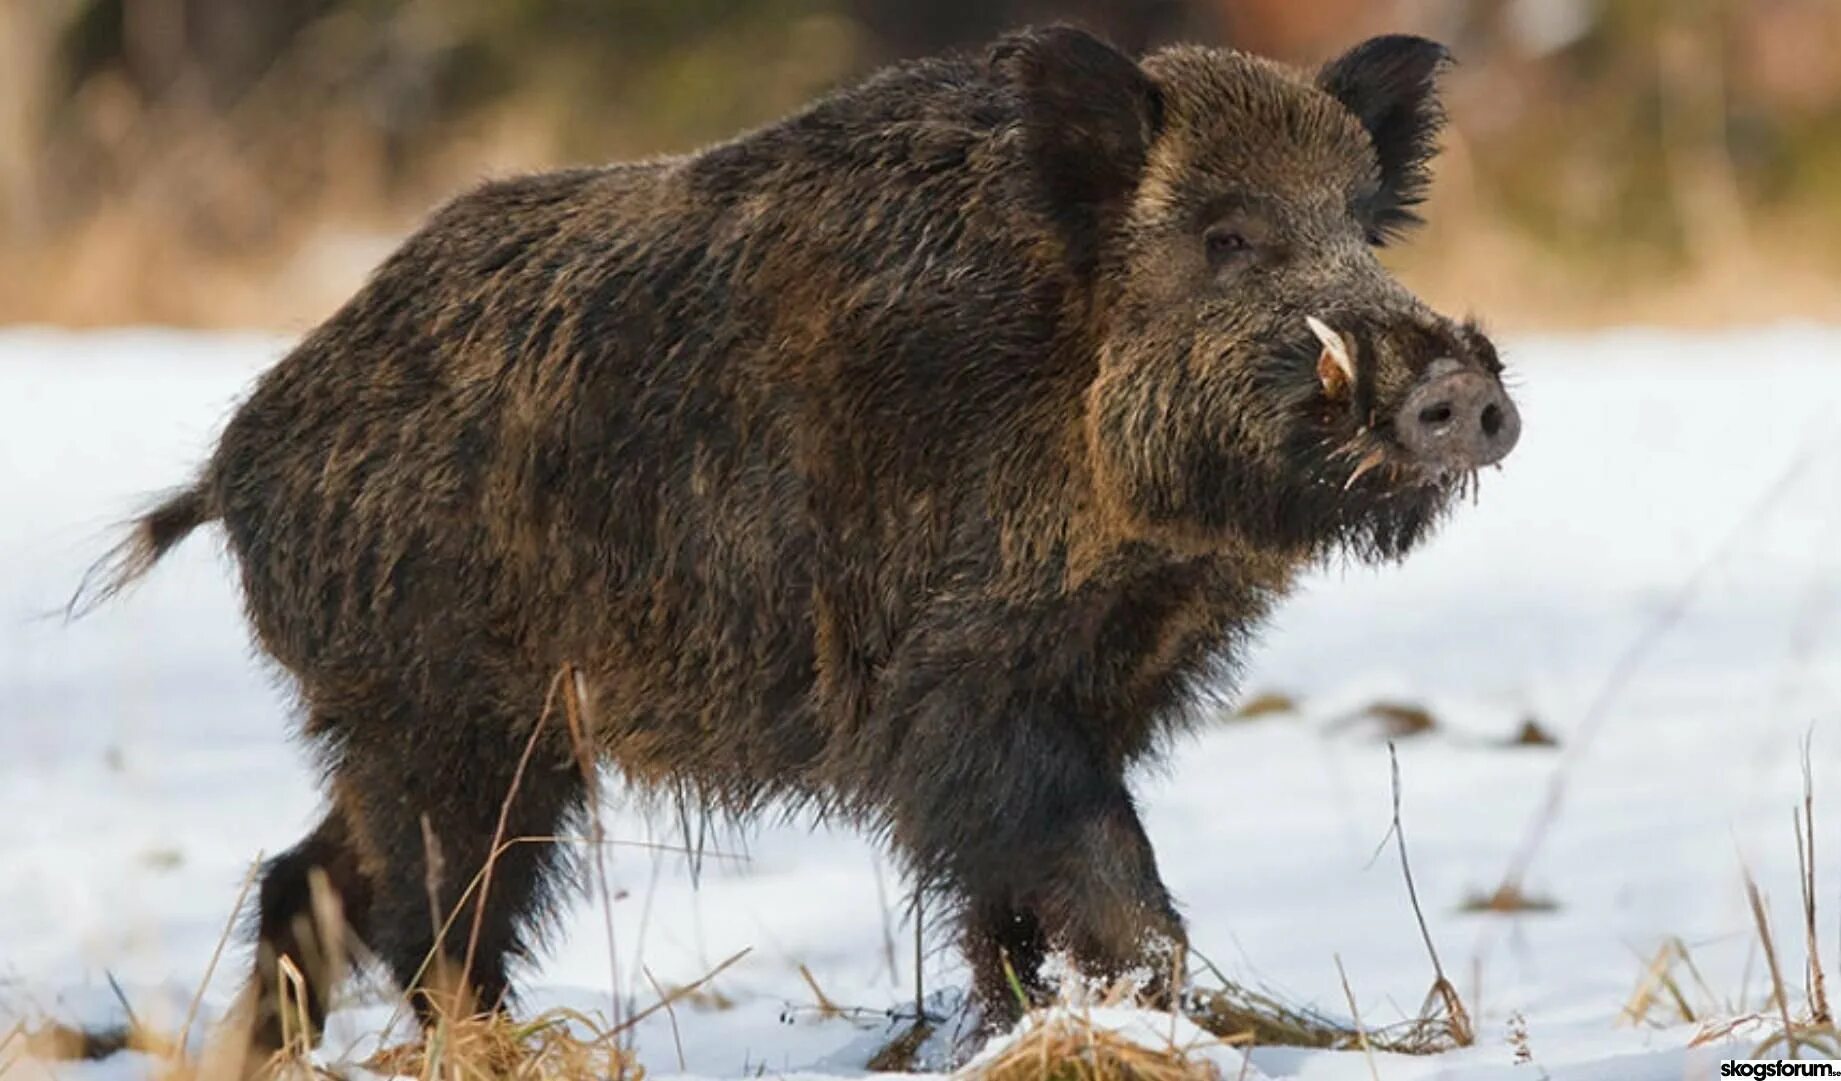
[5,324,1841,1079]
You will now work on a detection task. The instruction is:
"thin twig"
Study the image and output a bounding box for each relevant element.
[1380,745,1441,976]
[612,947,750,1035]
[1379,742,1473,1046]
[641,966,686,1071]
[1668,935,1722,1015]
[1335,955,1382,1081]
[565,665,624,1033]
[1799,732,1830,1024]
[0,1020,28,1080]
[1739,933,1759,1016]
[274,955,313,1062]
[103,972,141,1041]
[1745,866,1798,1056]
[461,668,567,1011]
[179,854,261,1054]
[1622,939,1697,1027]
[419,813,450,1002]
[799,965,843,1019]
[913,885,926,1023]
[304,867,349,1027]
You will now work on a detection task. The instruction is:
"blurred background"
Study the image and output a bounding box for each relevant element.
[1,0,1839,329]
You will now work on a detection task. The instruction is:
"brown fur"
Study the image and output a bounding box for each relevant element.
[78,26,1513,1050]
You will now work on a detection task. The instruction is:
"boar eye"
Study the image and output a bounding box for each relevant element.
[1204,227,1253,266]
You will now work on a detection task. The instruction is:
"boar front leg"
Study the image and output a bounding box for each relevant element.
[878,690,1187,1026]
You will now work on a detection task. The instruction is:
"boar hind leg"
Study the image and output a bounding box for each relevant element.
[247,808,373,1055]
[332,703,586,1027]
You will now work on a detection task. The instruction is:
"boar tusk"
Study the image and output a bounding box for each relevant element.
[1306,315,1355,398]
[1305,315,1342,355]
[1344,447,1386,490]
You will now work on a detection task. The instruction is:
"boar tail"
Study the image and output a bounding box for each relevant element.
[67,484,217,620]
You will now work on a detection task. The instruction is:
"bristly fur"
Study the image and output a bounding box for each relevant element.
[76,23,1511,1055]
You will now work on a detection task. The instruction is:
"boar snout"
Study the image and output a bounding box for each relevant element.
[1396,358,1520,470]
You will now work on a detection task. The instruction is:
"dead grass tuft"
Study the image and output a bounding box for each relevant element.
[1457,885,1561,915]
[1647,738,1841,1059]
[363,1007,641,1081]
[11,959,648,1081]
[1185,971,1468,1058]
[1328,702,1439,741]
[1686,867,1841,1059]
[1503,718,1560,749]
[16,1019,177,1064]
[1184,980,1347,1052]
[13,1016,304,1081]
[970,1011,1222,1081]
[1622,936,1717,1028]
[1229,692,1298,721]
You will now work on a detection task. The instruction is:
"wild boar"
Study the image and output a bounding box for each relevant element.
[81,25,1518,1053]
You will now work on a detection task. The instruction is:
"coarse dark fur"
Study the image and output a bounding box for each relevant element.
[78,25,1514,1053]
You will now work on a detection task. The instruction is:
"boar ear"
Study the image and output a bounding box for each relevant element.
[990,26,1163,267]
[1317,35,1451,243]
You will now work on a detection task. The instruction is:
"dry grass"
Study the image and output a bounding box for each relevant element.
[1684,869,1841,1059]
[1185,744,1475,1060]
[1502,718,1559,749]
[971,1024,1211,1081]
[13,1005,643,1081]
[1374,744,1474,1050]
[363,1007,641,1081]
[13,917,648,1081]
[1622,936,1719,1028]
[12,1017,179,1066]
[1185,978,1366,1053]
[1627,738,1841,1060]
[1456,884,1561,915]
[970,1009,1228,1081]
[1228,692,1298,721]
[1326,702,1440,742]
[1185,969,1467,1060]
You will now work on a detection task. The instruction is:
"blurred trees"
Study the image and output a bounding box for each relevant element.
[2,0,1838,326]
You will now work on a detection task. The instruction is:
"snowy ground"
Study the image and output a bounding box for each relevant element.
[5,324,1841,1079]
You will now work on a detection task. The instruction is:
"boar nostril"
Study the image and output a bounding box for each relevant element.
[1480,402,1504,439]
[1396,368,1520,470]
